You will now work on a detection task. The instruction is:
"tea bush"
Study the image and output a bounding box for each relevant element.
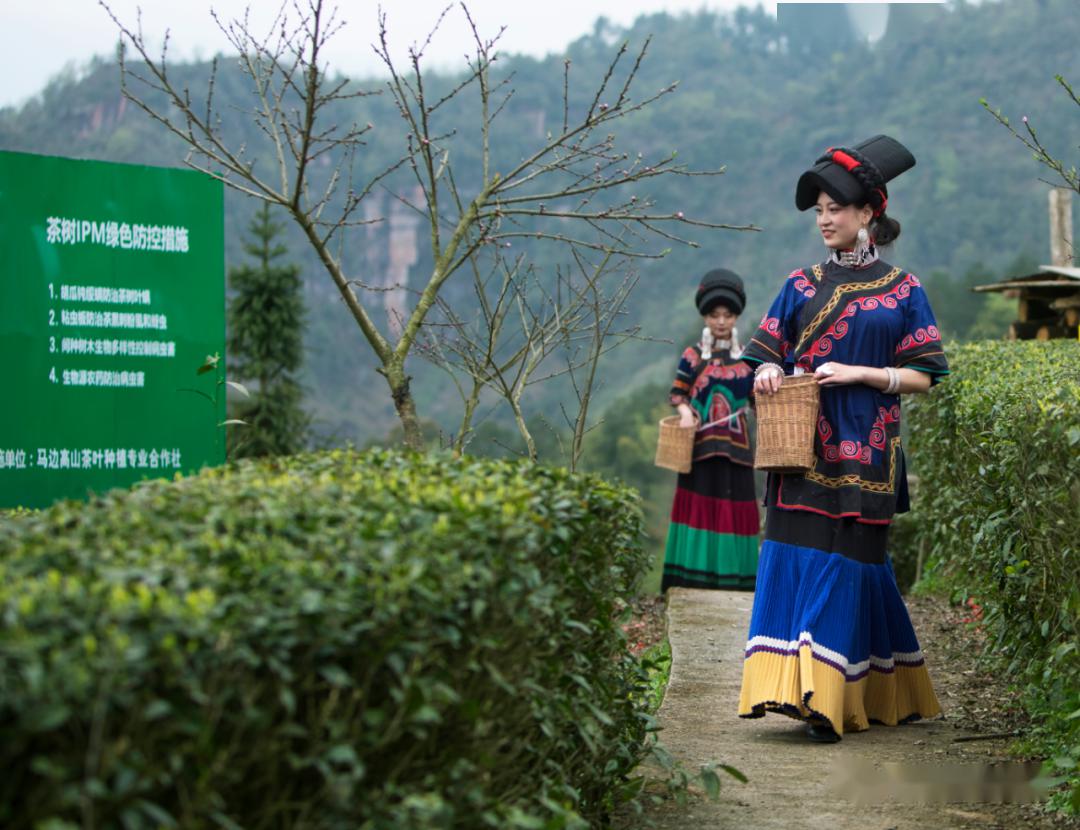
[905,340,1080,810]
[0,448,652,829]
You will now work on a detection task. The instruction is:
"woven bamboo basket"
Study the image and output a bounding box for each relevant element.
[754,374,820,473]
[654,415,697,474]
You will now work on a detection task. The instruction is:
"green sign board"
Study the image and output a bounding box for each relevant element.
[0,151,225,509]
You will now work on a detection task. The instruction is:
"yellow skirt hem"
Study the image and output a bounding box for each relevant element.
[737,646,942,736]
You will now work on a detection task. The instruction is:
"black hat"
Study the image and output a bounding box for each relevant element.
[795,134,916,214]
[695,268,746,315]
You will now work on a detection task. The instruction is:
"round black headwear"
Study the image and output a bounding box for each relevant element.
[795,134,916,214]
[695,268,745,315]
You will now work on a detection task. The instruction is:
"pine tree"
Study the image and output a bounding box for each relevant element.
[227,204,309,457]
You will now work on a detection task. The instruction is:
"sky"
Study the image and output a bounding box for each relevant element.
[0,1,953,111]
[0,0,785,110]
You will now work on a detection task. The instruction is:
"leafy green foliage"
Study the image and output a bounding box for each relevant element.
[0,449,654,828]
[580,380,679,590]
[905,340,1080,810]
[636,640,672,716]
[227,203,309,457]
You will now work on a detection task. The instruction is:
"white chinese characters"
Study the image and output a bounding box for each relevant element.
[45,217,190,252]
[62,369,145,388]
[27,447,183,470]
[59,310,168,330]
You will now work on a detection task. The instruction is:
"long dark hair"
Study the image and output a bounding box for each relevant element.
[869,212,901,245]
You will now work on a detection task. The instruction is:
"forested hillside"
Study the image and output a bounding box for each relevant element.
[2,0,1077,445]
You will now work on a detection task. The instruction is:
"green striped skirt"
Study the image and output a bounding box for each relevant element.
[661,456,760,591]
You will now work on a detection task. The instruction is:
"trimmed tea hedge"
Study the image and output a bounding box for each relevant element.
[905,340,1080,808]
[0,449,651,829]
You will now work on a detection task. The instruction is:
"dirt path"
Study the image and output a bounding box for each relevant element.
[623,589,1079,830]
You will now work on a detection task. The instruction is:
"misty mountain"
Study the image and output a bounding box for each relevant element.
[2,0,1077,446]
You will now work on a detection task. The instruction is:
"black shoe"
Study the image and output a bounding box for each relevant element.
[805,721,841,743]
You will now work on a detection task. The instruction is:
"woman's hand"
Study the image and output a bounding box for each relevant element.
[754,365,783,396]
[677,404,698,428]
[814,362,865,386]
[813,362,933,394]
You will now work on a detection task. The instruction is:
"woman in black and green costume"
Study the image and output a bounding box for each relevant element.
[662,269,759,592]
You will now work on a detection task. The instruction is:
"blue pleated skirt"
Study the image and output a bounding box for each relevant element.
[738,508,941,735]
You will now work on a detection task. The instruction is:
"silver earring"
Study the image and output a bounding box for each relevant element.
[700,325,714,360]
[840,226,872,267]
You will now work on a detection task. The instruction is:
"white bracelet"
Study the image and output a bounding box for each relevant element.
[754,362,783,379]
[884,366,900,395]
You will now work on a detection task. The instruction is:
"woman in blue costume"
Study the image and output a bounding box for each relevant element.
[737,135,948,742]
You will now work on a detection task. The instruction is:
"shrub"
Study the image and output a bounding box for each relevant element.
[885,510,920,594]
[0,507,35,521]
[0,449,651,829]
[905,340,1080,810]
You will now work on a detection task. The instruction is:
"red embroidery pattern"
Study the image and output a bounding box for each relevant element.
[816,414,833,444]
[759,316,782,336]
[817,438,872,464]
[868,405,901,450]
[896,325,941,354]
[684,355,752,394]
[817,405,900,464]
[702,362,752,380]
[797,276,915,368]
[791,271,817,298]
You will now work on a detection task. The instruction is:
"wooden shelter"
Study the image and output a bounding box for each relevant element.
[973,187,1080,340]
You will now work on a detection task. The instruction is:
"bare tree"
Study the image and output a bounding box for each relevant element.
[416,245,642,469]
[982,75,1080,194]
[101,0,756,449]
